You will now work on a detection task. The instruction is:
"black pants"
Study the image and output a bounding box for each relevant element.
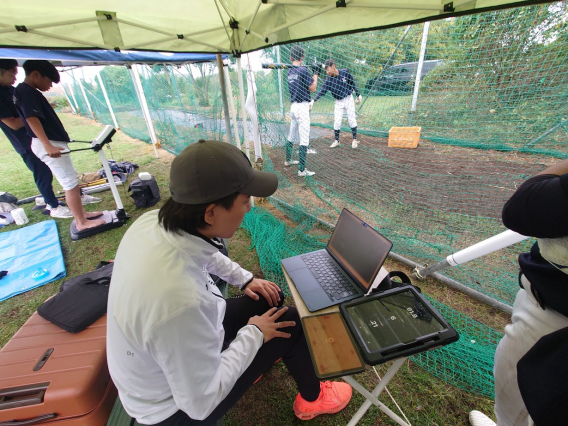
[155,293,321,426]
[20,149,59,208]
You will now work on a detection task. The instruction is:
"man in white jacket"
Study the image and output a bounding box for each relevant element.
[107,139,352,425]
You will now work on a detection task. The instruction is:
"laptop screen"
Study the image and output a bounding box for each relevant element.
[327,209,392,291]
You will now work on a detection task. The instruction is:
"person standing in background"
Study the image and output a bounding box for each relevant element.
[0,58,71,217]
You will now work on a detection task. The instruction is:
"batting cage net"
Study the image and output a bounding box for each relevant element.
[64,1,568,398]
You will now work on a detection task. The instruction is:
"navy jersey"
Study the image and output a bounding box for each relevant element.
[314,69,360,102]
[14,82,70,142]
[287,66,313,103]
[0,85,30,154]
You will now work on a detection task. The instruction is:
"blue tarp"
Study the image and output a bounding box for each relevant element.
[0,48,221,66]
[0,220,65,301]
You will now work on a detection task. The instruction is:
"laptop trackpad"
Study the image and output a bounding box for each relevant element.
[289,268,320,292]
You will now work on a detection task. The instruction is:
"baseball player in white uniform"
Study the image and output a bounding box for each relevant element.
[310,59,362,148]
[285,46,319,177]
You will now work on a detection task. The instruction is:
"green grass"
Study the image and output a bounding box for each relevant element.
[0,113,499,425]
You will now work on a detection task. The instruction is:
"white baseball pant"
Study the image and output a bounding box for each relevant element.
[334,95,357,130]
[494,274,568,426]
[288,102,311,147]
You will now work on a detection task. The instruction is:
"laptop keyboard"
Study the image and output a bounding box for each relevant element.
[302,252,359,301]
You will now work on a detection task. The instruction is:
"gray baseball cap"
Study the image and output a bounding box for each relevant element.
[169,139,278,204]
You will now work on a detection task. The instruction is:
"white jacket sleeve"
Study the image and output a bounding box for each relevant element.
[207,250,253,288]
[148,300,263,420]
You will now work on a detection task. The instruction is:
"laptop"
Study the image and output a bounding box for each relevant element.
[281,208,393,312]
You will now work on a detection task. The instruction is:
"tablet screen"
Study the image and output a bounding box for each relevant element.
[345,289,445,353]
[302,313,365,378]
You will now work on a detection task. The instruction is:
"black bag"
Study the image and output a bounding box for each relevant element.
[374,270,421,293]
[129,176,160,208]
[37,263,113,333]
[60,261,114,292]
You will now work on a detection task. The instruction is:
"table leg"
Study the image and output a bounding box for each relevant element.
[343,357,410,426]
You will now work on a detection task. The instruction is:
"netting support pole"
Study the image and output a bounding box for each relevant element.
[414,230,529,278]
[64,71,81,115]
[223,61,241,149]
[60,83,77,115]
[276,46,285,121]
[523,117,568,149]
[409,21,430,126]
[96,72,119,129]
[216,54,234,145]
[271,195,514,315]
[76,69,95,120]
[236,57,250,153]
[129,65,160,158]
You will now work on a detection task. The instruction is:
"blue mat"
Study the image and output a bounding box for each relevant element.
[0,220,66,302]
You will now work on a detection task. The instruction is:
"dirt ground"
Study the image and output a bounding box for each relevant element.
[266,128,554,220]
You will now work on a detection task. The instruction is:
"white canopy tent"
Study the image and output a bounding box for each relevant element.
[0,0,555,55]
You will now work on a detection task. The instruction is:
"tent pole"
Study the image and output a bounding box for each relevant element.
[409,21,430,126]
[216,54,234,145]
[129,65,160,158]
[276,46,285,120]
[96,72,119,129]
[66,70,81,114]
[223,62,241,149]
[60,83,77,115]
[78,68,95,120]
[236,57,250,154]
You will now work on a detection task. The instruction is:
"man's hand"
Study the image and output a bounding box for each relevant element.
[309,100,314,110]
[356,95,362,104]
[244,278,281,307]
[248,307,295,343]
[309,64,321,76]
[46,144,65,158]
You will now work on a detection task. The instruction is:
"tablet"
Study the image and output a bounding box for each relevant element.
[301,312,365,379]
[340,286,459,365]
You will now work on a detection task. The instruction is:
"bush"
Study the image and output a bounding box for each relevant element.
[50,96,70,111]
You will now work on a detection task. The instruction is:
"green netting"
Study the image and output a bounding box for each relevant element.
[66,2,568,399]
[241,207,500,398]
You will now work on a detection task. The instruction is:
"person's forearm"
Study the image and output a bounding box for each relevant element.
[536,158,568,176]
[25,117,52,148]
[0,116,24,130]
[309,75,318,93]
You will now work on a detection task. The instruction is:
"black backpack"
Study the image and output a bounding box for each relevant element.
[129,176,160,208]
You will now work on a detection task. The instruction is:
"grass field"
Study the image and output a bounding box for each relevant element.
[0,113,503,425]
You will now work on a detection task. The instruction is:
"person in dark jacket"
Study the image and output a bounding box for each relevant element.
[0,59,66,216]
[470,159,568,426]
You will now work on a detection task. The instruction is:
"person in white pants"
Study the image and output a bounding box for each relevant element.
[310,59,362,149]
[284,46,318,177]
[469,159,568,426]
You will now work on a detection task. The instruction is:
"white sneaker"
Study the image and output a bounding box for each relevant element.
[330,140,340,148]
[307,148,317,154]
[81,194,102,204]
[469,411,496,426]
[49,205,74,219]
[352,139,359,148]
[35,197,46,206]
[284,160,299,167]
[298,169,315,177]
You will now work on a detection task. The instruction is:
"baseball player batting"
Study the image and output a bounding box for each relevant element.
[285,45,319,177]
[310,59,362,149]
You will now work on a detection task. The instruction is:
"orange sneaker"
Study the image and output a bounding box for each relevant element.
[293,381,352,420]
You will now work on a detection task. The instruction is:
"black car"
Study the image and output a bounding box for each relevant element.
[365,60,442,95]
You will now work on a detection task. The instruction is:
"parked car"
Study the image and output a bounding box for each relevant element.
[365,60,442,95]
